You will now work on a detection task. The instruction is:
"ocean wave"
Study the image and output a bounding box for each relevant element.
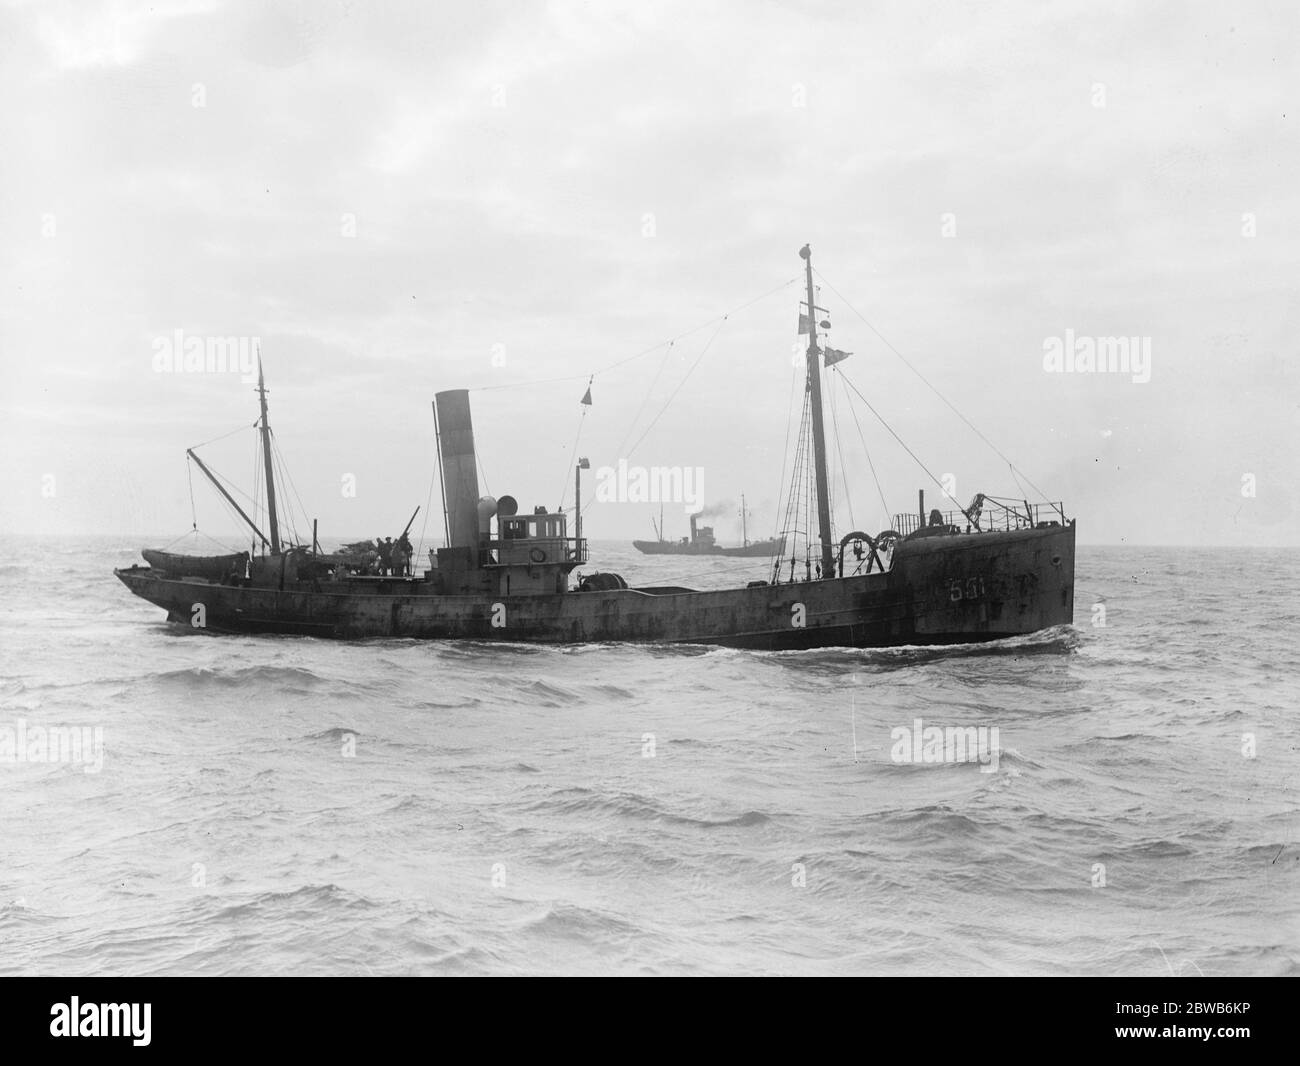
[436,641,547,658]
[524,679,582,706]
[865,804,987,838]
[147,664,333,692]
[518,901,642,940]
[207,883,379,920]
[408,698,483,711]
[0,898,40,922]
[1114,839,1197,859]
[527,788,773,829]
[304,727,360,741]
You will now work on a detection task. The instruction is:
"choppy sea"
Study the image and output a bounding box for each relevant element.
[0,536,1296,976]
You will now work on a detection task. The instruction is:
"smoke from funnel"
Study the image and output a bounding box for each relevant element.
[695,499,735,520]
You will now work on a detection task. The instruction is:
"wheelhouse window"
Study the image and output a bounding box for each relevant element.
[501,515,567,540]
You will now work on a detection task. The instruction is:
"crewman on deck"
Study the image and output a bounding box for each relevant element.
[377,536,391,575]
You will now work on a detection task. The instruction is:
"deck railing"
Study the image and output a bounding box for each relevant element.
[892,502,1067,536]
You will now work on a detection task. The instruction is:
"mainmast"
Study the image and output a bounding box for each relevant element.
[256,353,281,555]
[800,244,834,577]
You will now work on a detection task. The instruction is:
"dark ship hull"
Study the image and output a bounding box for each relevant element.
[718,540,783,558]
[116,522,1073,648]
[631,538,783,558]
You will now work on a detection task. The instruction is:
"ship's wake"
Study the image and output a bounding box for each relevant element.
[767,625,1080,669]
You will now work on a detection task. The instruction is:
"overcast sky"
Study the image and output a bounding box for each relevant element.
[1,0,1295,549]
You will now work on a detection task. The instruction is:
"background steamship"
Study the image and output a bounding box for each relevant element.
[633,497,785,558]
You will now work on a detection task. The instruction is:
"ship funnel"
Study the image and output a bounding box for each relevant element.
[435,389,481,550]
[477,495,498,535]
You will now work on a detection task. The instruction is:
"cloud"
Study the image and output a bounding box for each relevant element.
[1,0,1295,546]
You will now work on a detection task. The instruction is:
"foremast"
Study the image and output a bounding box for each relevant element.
[256,354,281,554]
[800,244,835,577]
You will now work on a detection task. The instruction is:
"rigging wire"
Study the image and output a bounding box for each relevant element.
[470,276,798,394]
[159,527,244,553]
[414,455,440,570]
[769,359,801,550]
[838,373,892,530]
[251,429,263,548]
[622,315,729,463]
[192,471,261,551]
[615,340,675,457]
[814,266,1059,512]
[271,433,314,547]
[774,389,814,584]
[836,369,961,516]
[473,275,794,539]
[175,453,246,556]
[176,422,265,554]
[488,276,798,535]
[570,321,727,527]
[188,427,265,511]
[1007,467,1034,507]
[206,457,261,510]
[187,422,256,452]
[186,430,275,547]
[827,375,854,529]
[270,445,301,547]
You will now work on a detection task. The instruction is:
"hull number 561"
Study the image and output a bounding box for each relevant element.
[949,577,985,602]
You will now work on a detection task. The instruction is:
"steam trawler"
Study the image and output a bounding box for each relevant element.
[116,245,1075,648]
[632,500,784,558]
